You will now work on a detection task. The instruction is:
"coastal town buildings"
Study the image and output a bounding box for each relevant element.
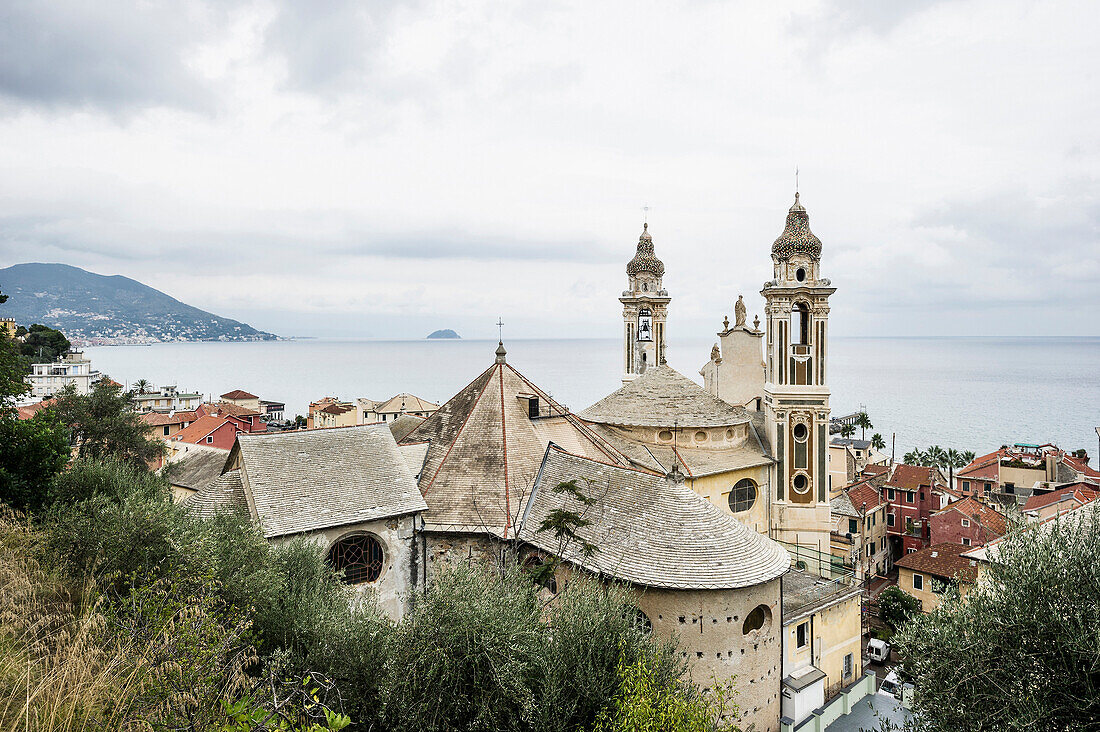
[882,464,949,556]
[929,496,1008,548]
[830,477,889,580]
[955,443,1100,503]
[780,571,863,726]
[219,389,261,412]
[197,402,267,433]
[356,393,439,424]
[131,384,202,413]
[170,415,242,452]
[1,317,15,338]
[827,438,888,497]
[24,350,101,401]
[307,397,356,429]
[1021,482,1099,522]
[894,543,978,613]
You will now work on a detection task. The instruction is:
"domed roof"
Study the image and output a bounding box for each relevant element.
[772,193,822,260]
[626,223,665,277]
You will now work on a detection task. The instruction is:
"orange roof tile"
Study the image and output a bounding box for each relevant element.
[141,410,199,427]
[939,496,1008,537]
[846,481,883,513]
[221,389,258,400]
[895,543,979,583]
[888,464,938,491]
[171,415,232,445]
[1023,484,1099,513]
[16,399,55,420]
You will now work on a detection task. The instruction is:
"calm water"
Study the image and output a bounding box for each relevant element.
[84,337,1100,457]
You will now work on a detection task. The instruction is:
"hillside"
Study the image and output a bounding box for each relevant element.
[0,263,277,344]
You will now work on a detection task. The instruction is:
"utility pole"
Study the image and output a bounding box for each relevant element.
[891,432,896,467]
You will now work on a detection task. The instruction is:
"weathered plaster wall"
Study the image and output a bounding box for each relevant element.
[688,465,771,535]
[274,514,418,620]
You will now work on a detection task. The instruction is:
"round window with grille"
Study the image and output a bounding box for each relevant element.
[728,478,757,513]
[328,534,385,585]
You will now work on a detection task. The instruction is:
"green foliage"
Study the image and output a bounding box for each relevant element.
[51,379,165,465]
[878,585,921,632]
[870,433,886,451]
[18,324,71,367]
[593,653,740,732]
[50,456,170,506]
[854,412,873,440]
[897,512,1100,731]
[0,409,70,513]
[0,328,29,406]
[839,423,856,438]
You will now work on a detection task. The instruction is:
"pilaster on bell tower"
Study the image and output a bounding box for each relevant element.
[620,223,670,383]
[762,193,836,570]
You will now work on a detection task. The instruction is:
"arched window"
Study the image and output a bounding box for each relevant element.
[791,302,810,345]
[728,479,757,513]
[328,534,384,585]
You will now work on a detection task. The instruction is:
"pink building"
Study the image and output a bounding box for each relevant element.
[930,496,1008,548]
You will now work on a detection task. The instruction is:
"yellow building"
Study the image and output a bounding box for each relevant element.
[894,543,977,613]
[1,317,16,338]
[780,570,864,727]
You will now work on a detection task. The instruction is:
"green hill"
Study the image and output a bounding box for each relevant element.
[0,263,277,344]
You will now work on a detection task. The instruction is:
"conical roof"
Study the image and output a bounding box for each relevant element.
[518,447,790,589]
[626,223,665,277]
[402,353,631,535]
[578,364,752,428]
[772,193,822,260]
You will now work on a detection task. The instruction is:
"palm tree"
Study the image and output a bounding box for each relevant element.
[926,445,947,469]
[855,412,873,440]
[871,433,886,451]
[944,448,970,491]
[133,379,150,395]
[840,423,856,439]
[961,450,976,464]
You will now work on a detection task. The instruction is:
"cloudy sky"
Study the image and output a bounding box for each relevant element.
[0,0,1096,339]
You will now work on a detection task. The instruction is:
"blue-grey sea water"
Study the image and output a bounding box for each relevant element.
[84,337,1100,457]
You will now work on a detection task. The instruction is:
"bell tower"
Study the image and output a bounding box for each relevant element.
[620,223,670,383]
[762,193,835,568]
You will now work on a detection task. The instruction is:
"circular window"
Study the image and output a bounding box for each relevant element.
[726,429,734,440]
[695,431,708,442]
[742,604,771,635]
[658,430,673,442]
[793,422,808,441]
[629,608,653,634]
[328,534,384,585]
[796,267,806,282]
[728,478,757,513]
[793,474,809,493]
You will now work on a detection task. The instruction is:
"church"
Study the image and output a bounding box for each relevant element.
[188,193,841,732]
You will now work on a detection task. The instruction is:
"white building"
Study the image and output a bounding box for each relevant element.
[132,385,203,413]
[25,351,101,401]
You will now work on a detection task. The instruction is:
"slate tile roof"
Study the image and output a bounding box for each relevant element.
[517,447,789,590]
[388,414,426,442]
[895,543,978,584]
[168,449,228,492]
[937,496,1008,537]
[402,359,629,534]
[830,492,859,518]
[236,424,427,538]
[186,469,248,519]
[578,365,752,428]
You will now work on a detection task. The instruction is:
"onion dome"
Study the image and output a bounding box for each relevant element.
[772,193,822,260]
[626,223,665,277]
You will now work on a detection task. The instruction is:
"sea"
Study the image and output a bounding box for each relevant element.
[84,337,1100,458]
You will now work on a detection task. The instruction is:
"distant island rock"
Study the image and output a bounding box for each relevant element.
[0,262,278,345]
[426,329,461,339]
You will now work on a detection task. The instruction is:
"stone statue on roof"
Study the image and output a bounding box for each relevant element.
[734,295,747,328]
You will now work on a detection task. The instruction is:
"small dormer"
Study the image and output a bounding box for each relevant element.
[516,393,541,419]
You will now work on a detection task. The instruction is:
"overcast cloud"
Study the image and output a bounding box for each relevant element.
[0,0,1096,339]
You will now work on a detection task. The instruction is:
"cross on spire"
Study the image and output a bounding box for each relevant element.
[496,317,504,342]
[643,204,650,224]
[795,166,799,193]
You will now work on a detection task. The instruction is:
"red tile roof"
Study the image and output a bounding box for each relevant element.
[200,402,259,418]
[141,410,199,427]
[16,399,55,420]
[888,464,938,491]
[171,415,232,444]
[846,480,883,513]
[221,389,258,400]
[1062,455,1100,480]
[938,496,1008,537]
[1023,484,1099,513]
[895,543,979,583]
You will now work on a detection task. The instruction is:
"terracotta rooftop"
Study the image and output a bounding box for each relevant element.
[171,415,233,445]
[141,410,199,427]
[579,365,752,428]
[16,398,55,420]
[887,464,940,491]
[518,447,789,590]
[221,389,258,400]
[846,480,884,514]
[1023,483,1099,513]
[937,496,1008,537]
[895,543,979,584]
[201,402,260,418]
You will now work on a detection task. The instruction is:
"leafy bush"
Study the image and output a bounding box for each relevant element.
[0,410,70,513]
[878,585,921,631]
[897,512,1100,731]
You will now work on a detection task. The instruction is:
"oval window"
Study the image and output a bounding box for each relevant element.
[328,534,384,584]
[658,430,673,442]
[695,431,708,442]
[793,422,808,441]
[726,429,734,440]
[796,267,806,282]
[793,474,809,493]
[728,478,757,513]
[742,604,770,635]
